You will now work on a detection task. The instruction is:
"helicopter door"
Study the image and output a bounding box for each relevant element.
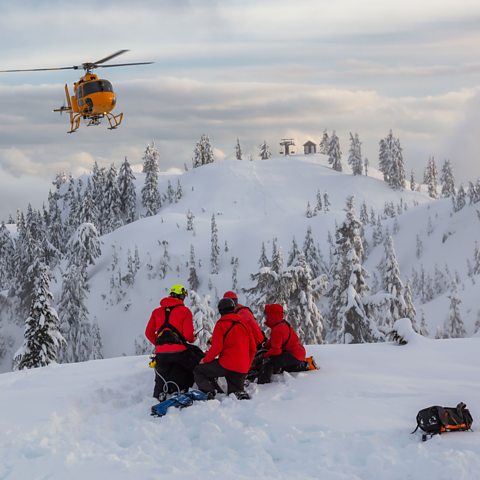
[76,85,84,107]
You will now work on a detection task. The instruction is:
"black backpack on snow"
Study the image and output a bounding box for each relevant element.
[412,402,473,440]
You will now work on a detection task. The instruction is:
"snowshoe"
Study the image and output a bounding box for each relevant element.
[151,389,208,417]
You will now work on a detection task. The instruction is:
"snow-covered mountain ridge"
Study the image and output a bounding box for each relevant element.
[2,153,480,371]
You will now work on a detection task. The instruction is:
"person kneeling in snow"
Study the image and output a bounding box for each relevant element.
[222,291,266,350]
[257,303,308,384]
[194,297,256,400]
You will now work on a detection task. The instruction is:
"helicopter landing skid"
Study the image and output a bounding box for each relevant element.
[106,112,123,130]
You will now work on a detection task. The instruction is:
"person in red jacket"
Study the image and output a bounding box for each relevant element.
[223,291,266,349]
[257,303,308,384]
[145,284,200,400]
[194,297,256,399]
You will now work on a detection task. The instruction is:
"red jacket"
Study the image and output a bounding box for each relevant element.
[263,304,306,361]
[145,297,195,353]
[203,312,256,373]
[235,304,265,347]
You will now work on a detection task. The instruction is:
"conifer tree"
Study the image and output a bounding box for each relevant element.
[364,157,369,176]
[141,141,161,216]
[66,223,102,284]
[186,209,195,231]
[323,192,331,212]
[440,159,455,198]
[232,256,239,290]
[379,235,407,329]
[193,134,214,167]
[259,140,272,160]
[13,262,65,370]
[102,163,123,233]
[348,132,363,175]
[327,131,342,172]
[424,156,439,199]
[258,241,269,268]
[210,214,220,274]
[287,237,301,267]
[58,263,100,363]
[319,129,329,154]
[117,157,137,224]
[328,197,378,343]
[453,184,466,212]
[439,283,466,338]
[235,138,243,160]
[303,226,321,277]
[284,252,325,344]
[315,189,323,214]
[190,291,216,350]
[78,179,98,226]
[0,221,14,290]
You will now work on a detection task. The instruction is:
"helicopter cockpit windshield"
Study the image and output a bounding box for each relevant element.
[82,80,113,95]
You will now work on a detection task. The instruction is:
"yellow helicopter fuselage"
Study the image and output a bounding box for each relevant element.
[72,73,116,116]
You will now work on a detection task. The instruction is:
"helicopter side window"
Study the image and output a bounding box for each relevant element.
[83,80,113,95]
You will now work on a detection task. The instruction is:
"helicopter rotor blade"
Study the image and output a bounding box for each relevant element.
[92,50,130,66]
[0,66,79,73]
[95,62,154,68]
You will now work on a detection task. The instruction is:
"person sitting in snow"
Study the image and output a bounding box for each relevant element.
[145,284,201,401]
[257,303,309,384]
[194,297,256,400]
[222,291,266,349]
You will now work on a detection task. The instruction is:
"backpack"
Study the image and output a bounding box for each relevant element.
[412,402,473,441]
[155,305,187,346]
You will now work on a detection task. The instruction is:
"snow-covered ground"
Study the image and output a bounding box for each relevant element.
[1,328,479,479]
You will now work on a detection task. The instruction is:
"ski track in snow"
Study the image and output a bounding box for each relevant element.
[1,338,479,480]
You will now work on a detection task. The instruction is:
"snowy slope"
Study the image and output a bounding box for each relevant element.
[1,334,479,479]
[2,154,480,372]
[84,156,434,357]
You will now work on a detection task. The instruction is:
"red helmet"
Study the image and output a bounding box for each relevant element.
[223,291,238,306]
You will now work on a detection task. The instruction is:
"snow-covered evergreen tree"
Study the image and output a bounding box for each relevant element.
[66,223,102,284]
[0,221,14,290]
[452,184,466,212]
[440,159,455,198]
[348,132,363,175]
[284,252,325,344]
[424,156,439,199]
[186,209,195,232]
[319,129,329,154]
[328,197,378,344]
[379,235,407,330]
[190,291,216,350]
[287,237,301,267]
[327,131,342,172]
[13,262,65,370]
[258,241,269,268]
[303,226,321,277]
[438,283,466,338]
[210,214,220,274]
[259,140,272,160]
[141,141,161,216]
[58,262,101,364]
[235,138,243,160]
[193,134,215,167]
[101,163,123,233]
[117,157,137,224]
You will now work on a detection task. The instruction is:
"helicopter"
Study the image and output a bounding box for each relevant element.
[0,50,153,133]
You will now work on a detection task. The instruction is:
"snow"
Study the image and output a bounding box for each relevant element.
[1,337,479,479]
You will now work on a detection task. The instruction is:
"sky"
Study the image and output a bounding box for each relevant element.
[1,0,480,219]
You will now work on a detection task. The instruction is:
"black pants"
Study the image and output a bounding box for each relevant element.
[154,349,201,397]
[194,360,246,395]
[257,352,307,384]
